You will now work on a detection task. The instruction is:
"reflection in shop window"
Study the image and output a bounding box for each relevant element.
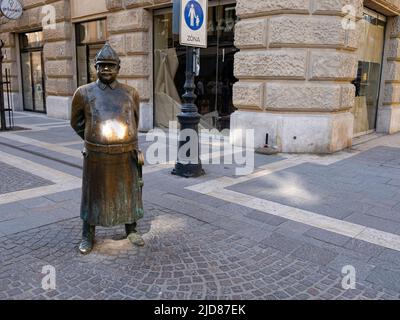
[20,31,44,49]
[76,19,107,86]
[154,4,239,131]
[19,31,46,113]
[352,9,386,136]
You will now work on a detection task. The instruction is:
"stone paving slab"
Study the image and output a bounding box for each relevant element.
[13,127,79,145]
[327,255,376,281]
[0,142,83,178]
[66,143,84,150]
[227,146,400,236]
[13,116,65,125]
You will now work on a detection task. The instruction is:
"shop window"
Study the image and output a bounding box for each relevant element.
[153,2,239,130]
[20,31,44,49]
[19,31,46,113]
[352,9,386,136]
[75,19,107,86]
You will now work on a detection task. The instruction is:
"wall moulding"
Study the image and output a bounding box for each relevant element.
[364,0,400,16]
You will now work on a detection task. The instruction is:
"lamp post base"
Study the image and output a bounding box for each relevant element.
[172,46,204,178]
[172,163,205,178]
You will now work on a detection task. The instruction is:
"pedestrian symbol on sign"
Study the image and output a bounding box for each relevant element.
[180,0,208,48]
[184,0,204,31]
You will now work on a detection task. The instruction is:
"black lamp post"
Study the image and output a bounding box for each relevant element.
[0,40,7,131]
[172,46,204,178]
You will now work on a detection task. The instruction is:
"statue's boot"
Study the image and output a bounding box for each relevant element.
[79,221,95,254]
[125,223,145,247]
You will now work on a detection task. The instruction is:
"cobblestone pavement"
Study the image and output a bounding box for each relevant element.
[0,204,398,300]
[0,112,400,300]
[0,161,53,195]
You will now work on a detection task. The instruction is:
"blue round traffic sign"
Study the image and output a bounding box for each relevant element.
[184,0,204,31]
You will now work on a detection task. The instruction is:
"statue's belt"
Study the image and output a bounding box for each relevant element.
[85,141,136,154]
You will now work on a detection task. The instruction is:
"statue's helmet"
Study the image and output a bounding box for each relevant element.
[95,42,120,66]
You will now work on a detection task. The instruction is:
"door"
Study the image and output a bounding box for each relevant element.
[352,9,386,136]
[20,31,46,113]
[31,51,45,112]
[153,1,238,130]
[20,52,34,111]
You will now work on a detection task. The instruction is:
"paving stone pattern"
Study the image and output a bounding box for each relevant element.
[1,113,400,300]
[0,202,398,300]
[0,161,54,195]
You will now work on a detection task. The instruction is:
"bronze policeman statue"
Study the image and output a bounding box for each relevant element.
[71,42,145,254]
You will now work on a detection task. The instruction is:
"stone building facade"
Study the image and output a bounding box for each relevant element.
[1,0,400,153]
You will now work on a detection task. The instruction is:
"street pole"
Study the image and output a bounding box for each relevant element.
[0,40,7,131]
[172,46,204,178]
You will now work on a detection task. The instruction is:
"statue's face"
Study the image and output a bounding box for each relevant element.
[96,63,119,84]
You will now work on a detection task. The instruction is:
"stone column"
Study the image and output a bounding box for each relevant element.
[1,0,74,117]
[42,0,74,119]
[231,0,362,153]
[106,0,153,131]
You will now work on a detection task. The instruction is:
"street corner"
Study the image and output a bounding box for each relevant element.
[2,0,400,306]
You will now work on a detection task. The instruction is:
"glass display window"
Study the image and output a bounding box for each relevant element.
[352,8,386,136]
[153,1,239,130]
[75,19,107,86]
[19,31,46,113]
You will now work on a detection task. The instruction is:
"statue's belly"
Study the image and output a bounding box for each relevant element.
[86,102,136,145]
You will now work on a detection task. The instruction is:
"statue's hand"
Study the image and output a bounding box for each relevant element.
[137,150,145,166]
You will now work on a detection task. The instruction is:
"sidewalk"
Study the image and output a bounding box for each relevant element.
[0,111,400,300]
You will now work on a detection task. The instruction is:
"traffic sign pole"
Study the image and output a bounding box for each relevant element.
[172,0,207,178]
[172,47,204,178]
[0,40,6,131]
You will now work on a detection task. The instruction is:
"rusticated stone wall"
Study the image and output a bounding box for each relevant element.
[106,3,152,103]
[234,0,361,112]
[0,0,73,118]
[103,0,172,130]
[231,0,363,153]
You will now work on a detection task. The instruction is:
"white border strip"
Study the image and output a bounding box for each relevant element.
[186,154,400,251]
